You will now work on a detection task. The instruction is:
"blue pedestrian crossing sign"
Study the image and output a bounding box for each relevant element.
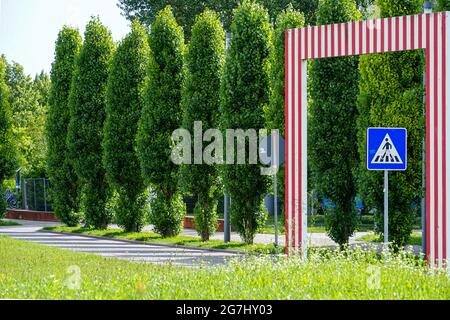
[367,128,407,171]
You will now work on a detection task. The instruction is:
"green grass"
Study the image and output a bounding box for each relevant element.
[0,235,448,300]
[0,220,20,227]
[44,226,282,254]
[356,233,423,246]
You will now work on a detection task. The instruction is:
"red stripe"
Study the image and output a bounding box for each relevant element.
[366,21,370,54]
[381,18,385,52]
[345,23,349,56]
[284,30,289,255]
[434,13,439,264]
[403,16,407,50]
[318,26,322,59]
[304,27,308,59]
[411,15,415,50]
[442,13,447,262]
[325,25,329,58]
[395,17,400,51]
[426,13,431,264]
[338,23,342,56]
[331,24,335,57]
[388,17,392,52]
[311,27,315,59]
[419,14,423,49]
[291,30,296,253]
[359,21,363,55]
[352,21,356,55]
[373,20,378,53]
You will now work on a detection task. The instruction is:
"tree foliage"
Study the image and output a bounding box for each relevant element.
[179,10,225,241]
[265,5,304,217]
[309,0,361,247]
[0,57,17,217]
[357,0,422,248]
[137,6,185,237]
[67,17,115,230]
[437,0,450,11]
[46,26,82,226]
[220,0,272,244]
[103,20,150,232]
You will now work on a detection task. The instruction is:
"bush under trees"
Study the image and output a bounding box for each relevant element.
[103,20,150,233]
[179,10,226,241]
[357,0,423,248]
[220,0,272,245]
[309,0,361,248]
[67,17,115,230]
[137,7,185,237]
[46,27,82,226]
[0,57,17,218]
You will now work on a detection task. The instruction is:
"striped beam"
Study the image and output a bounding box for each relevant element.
[285,12,450,268]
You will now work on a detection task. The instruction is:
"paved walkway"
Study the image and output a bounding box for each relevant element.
[0,220,240,267]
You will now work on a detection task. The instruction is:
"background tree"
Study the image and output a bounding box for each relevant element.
[179,10,225,241]
[265,5,304,223]
[356,0,422,248]
[67,17,115,230]
[437,0,450,11]
[220,0,272,244]
[0,57,17,217]
[103,20,150,233]
[137,7,185,237]
[46,27,82,226]
[309,0,361,248]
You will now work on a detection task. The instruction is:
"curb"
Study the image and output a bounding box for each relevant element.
[40,229,250,255]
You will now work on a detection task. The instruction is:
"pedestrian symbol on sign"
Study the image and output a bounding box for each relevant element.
[371,134,403,164]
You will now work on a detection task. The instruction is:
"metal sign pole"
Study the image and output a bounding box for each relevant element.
[224,194,231,243]
[273,133,279,253]
[384,170,389,245]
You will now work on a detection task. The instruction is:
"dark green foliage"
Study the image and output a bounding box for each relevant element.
[67,17,115,229]
[148,195,185,237]
[46,27,82,226]
[357,0,422,248]
[103,21,150,232]
[220,0,272,244]
[266,6,304,217]
[437,0,450,11]
[309,0,361,247]
[179,10,225,241]
[137,7,185,237]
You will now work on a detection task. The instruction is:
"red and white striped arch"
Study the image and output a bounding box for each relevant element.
[285,12,450,268]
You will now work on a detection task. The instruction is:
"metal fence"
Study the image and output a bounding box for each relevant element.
[21,178,52,212]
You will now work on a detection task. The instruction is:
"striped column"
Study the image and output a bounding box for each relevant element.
[285,12,450,268]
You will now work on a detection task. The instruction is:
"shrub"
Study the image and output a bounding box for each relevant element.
[67,17,115,230]
[356,0,422,249]
[46,26,82,226]
[309,0,361,247]
[179,10,225,241]
[148,194,185,237]
[103,20,150,232]
[220,0,272,244]
[137,6,185,237]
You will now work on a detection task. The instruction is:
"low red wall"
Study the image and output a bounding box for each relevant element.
[5,209,60,222]
[184,215,227,233]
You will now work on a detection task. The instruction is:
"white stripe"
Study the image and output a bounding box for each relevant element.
[348,22,352,55]
[334,24,338,57]
[414,15,419,50]
[307,26,312,59]
[294,28,299,255]
[399,16,404,51]
[355,21,360,55]
[288,30,293,253]
[384,18,389,52]
[430,13,435,265]
[406,15,412,50]
[341,23,346,56]
[321,25,326,57]
[376,18,382,53]
[327,24,332,57]
[368,19,374,53]
[301,60,308,259]
[392,17,397,51]
[423,14,428,49]
[301,28,306,60]
[446,11,450,270]
[314,26,319,59]
[437,13,443,268]
[362,20,367,54]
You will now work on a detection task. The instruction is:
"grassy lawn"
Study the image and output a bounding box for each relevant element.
[356,233,423,246]
[0,235,448,300]
[0,220,20,227]
[44,226,282,254]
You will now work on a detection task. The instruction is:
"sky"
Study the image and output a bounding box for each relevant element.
[0,0,130,77]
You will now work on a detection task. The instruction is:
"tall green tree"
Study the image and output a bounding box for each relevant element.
[46,27,82,226]
[309,0,361,247]
[357,0,423,248]
[67,17,115,230]
[437,0,450,11]
[103,20,150,233]
[179,10,225,241]
[0,57,17,217]
[265,5,304,219]
[220,0,272,245]
[137,6,185,237]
